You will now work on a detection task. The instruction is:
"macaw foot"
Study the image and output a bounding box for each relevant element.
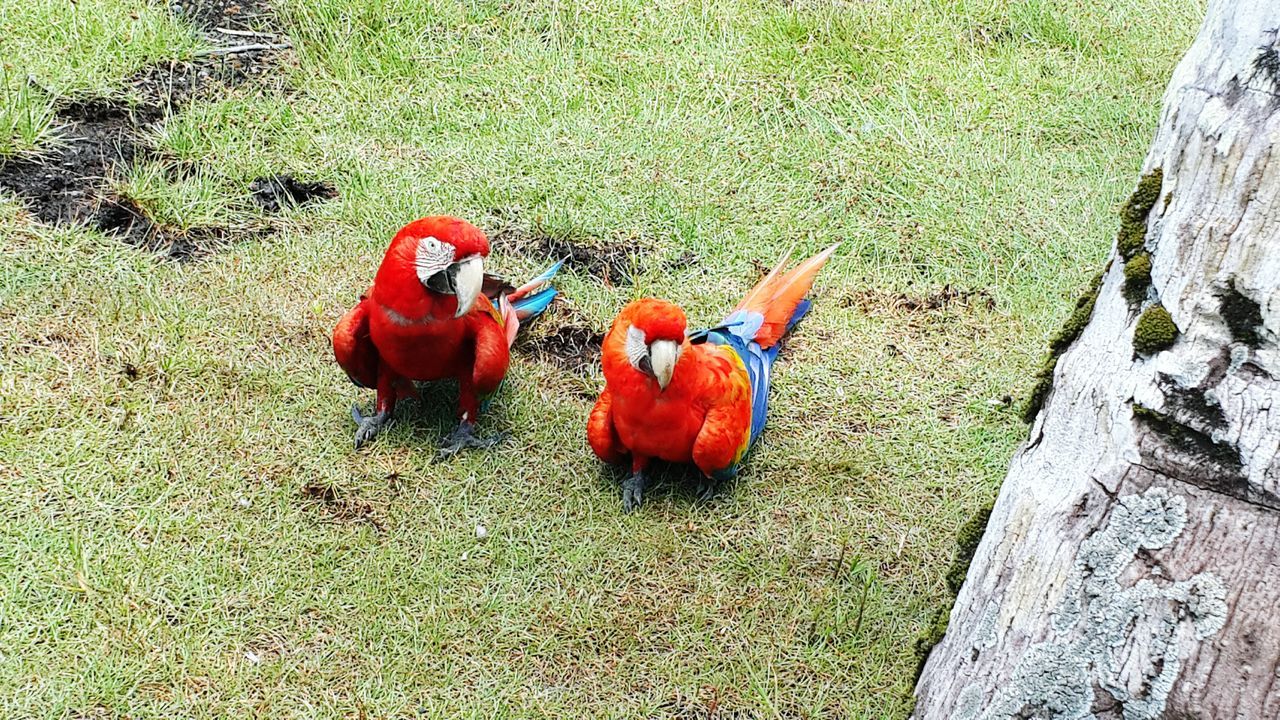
[695,478,720,502]
[437,421,508,459]
[621,471,649,514]
[351,405,392,450]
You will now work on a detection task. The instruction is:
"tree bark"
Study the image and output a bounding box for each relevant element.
[913,2,1280,718]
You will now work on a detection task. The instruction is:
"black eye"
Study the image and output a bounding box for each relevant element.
[638,355,653,374]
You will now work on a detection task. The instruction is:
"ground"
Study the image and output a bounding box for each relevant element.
[0,0,1200,717]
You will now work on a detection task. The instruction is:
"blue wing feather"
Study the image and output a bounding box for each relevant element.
[700,298,813,453]
[508,259,564,318]
[523,259,565,289]
[511,286,558,316]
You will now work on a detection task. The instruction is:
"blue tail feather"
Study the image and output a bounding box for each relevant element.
[509,259,564,318]
[524,258,565,288]
[512,287,558,316]
[702,297,814,451]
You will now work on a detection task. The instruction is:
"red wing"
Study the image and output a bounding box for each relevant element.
[691,350,753,477]
[469,296,511,397]
[587,388,627,465]
[333,295,379,388]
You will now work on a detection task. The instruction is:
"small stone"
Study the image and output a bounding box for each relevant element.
[244,651,260,664]
[237,497,251,508]
[475,524,488,539]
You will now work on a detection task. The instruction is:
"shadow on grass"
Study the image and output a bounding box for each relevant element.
[594,459,737,513]
[345,379,490,451]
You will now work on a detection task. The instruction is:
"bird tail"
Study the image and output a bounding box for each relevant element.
[509,259,563,318]
[499,259,564,346]
[730,244,839,349]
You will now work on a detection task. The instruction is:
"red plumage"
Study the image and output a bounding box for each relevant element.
[588,245,838,511]
[332,216,514,449]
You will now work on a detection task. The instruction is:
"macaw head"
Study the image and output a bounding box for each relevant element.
[383,216,490,318]
[613,298,688,390]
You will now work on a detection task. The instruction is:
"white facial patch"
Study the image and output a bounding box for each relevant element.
[414,236,454,286]
[625,325,648,370]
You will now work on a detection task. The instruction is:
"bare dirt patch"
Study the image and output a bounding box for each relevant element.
[843,285,995,314]
[171,0,277,33]
[536,235,643,287]
[300,482,383,530]
[0,92,255,260]
[0,98,151,225]
[96,195,249,260]
[250,174,338,213]
[485,209,702,287]
[489,218,654,287]
[0,1,333,258]
[518,323,606,374]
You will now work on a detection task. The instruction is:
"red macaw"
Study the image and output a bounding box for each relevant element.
[588,245,838,511]
[332,216,560,453]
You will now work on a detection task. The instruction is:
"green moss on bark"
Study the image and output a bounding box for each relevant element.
[1117,168,1163,259]
[914,501,995,681]
[1218,279,1263,347]
[1122,252,1152,303]
[1023,269,1105,422]
[913,606,950,677]
[946,504,993,594]
[1048,272,1103,356]
[1133,304,1178,355]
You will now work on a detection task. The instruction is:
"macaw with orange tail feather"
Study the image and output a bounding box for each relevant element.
[588,245,838,512]
[332,216,561,453]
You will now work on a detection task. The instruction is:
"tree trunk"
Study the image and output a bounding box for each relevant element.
[913,2,1280,718]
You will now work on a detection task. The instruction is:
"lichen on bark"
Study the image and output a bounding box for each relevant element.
[952,489,1227,720]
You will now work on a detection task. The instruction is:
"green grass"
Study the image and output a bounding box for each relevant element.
[1,0,1201,717]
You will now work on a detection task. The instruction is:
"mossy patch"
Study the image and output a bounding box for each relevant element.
[1023,269,1106,422]
[1116,221,1146,259]
[1117,168,1163,259]
[1048,270,1104,356]
[1133,304,1178,355]
[1217,279,1263,347]
[913,605,950,678]
[1122,252,1152,304]
[946,503,993,594]
[913,501,994,681]
[1023,364,1056,424]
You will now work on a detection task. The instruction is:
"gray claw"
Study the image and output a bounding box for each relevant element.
[621,471,648,514]
[437,422,508,459]
[352,405,391,449]
[696,480,718,502]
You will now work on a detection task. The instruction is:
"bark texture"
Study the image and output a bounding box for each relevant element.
[913,2,1280,718]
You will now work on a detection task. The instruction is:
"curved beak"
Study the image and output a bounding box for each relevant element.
[452,256,484,318]
[648,339,680,390]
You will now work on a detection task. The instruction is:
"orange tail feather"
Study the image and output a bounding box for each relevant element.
[734,243,839,348]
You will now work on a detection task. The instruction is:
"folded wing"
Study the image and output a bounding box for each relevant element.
[332,293,379,389]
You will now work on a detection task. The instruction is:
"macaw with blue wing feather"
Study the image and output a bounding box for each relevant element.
[332,216,561,454]
[587,244,838,512]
